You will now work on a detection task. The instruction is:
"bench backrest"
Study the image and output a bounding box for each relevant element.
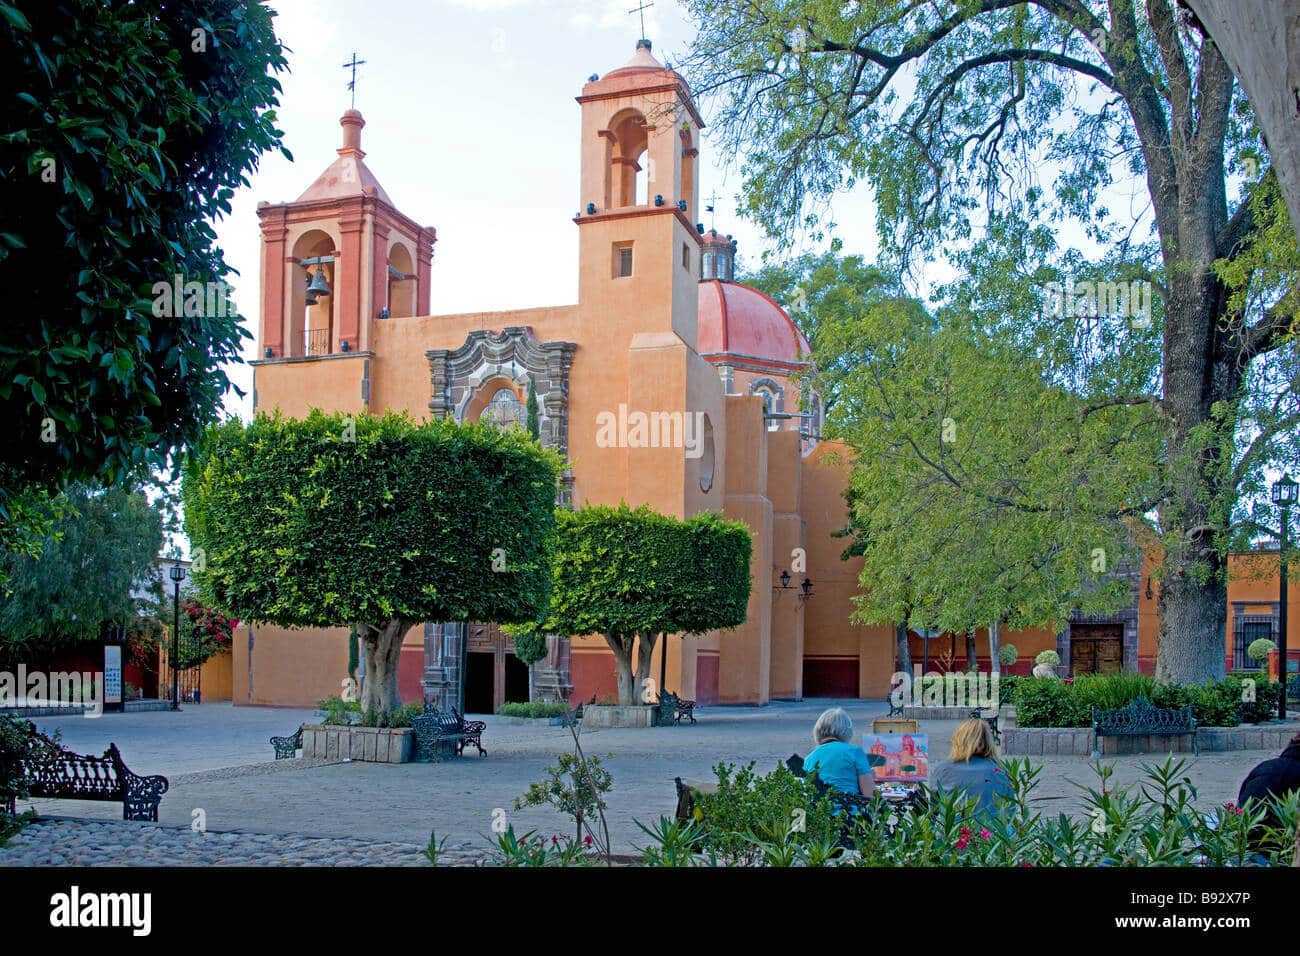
[1093,695,1196,734]
[12,727,127,801]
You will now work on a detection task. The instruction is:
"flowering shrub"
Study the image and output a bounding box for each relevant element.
[175,598,237,669]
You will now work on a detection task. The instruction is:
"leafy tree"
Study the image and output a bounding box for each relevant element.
[542,504,751,706]
[181,410,563,711]
[825,308,1152,675]
[684,0,1300,682]
[0,0,288,498]
[0,483,165,661]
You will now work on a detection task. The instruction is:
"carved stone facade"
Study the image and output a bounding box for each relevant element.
[421,327,577,711]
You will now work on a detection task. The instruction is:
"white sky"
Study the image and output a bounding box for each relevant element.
[214,0,888,419]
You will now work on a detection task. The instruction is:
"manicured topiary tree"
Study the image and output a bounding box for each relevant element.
[1248,638,1277,663]
[998,644,1018,668]
[543,504,751,706]
[182,410,562,711]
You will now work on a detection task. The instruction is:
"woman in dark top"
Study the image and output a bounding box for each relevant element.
[1237,732,1300,832]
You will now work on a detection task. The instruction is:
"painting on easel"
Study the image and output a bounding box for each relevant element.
[862,733,929,783]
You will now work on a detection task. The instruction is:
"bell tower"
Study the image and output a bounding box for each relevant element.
[256,110,436,360]
[574,40,704,347]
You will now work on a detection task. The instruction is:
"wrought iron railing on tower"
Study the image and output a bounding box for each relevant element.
[295,328,331,357]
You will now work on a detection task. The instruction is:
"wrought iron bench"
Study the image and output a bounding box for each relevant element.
[659,690,697,725]
[1092,696,1197,756]
[411,704,486,762]
[269,726,303,760]
[1,722,168,822]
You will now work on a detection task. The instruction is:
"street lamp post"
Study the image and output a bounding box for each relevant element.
[1272,475,1297,720]
[169,563,187,711]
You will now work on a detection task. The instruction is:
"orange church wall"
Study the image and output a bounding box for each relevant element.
[233,623,425,708]
[253,354,369,420]
[367,304,579,419]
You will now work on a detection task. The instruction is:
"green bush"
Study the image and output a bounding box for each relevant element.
[998,644,1018,666]
[690,762,840,865]
[1247,638,1277,662]
[1013,674,1284,728]
[1013,678,1087,727]
[995,674,1020,706]
[499,701,571,718]
[315,696,422,728]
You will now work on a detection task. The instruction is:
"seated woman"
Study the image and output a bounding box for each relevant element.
[931,718,1014,815]
[803,707,873,796]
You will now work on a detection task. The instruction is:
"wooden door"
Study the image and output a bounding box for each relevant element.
[1070,625,1124,675]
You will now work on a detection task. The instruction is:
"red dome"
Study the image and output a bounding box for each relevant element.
[697,280,810,370]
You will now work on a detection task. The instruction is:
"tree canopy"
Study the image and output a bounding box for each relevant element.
[0,0,288,501]
[0,483,165,661]
[542,504,751,706]
[683,0,1300,682]
[181,410,563,710]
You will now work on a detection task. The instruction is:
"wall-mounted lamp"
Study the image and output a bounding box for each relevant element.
[799,578,815,605]
[654,194,664,207]
[588,73,600,82]
[773,570,792,591]
[341,340,350,352]
[696,223,704,234]
[379,307,390,319]
[1145,577,1154,600]
[586,202,597,215]
[678,200,688,212]
[264,346,273,359]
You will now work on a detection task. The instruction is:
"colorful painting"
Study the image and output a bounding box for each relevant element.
[862,733,929,783]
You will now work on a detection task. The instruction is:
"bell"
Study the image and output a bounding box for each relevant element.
[305,290,318,306]
[306,266,332,297]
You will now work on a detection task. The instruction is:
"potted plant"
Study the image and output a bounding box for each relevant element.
[1033,649,1061,679]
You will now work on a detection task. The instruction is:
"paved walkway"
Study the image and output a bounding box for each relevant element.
[1,699,1277,862]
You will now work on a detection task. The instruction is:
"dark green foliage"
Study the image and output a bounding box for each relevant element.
[0,483,165,659]
[508,627,548,667]
[1013,674,1284,728]
[546,504,751,640]
[181,410,562,628]
[498,701,570,718]
[689,762,839,866]
[525,379,540,441]
[542,503,751,705]
[0,0,289,490]
[346,625,358,681]
[314,696,422,729]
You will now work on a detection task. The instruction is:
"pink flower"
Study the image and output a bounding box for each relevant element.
[959,826,972,839]
[978,828,991,840]
[955,837,969,851]
[551,835,558,845]
[584,835,593,846]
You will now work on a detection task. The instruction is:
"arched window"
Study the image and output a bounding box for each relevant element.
[608,109,649,208]
[750,378,785,431]
[479,387,526,429]
[387,242,415,318]
[290,229,337,357]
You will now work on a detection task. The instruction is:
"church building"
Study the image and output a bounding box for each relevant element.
[241,39,895,710]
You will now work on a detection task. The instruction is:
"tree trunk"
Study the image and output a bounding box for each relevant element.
[1156,271,1239,684]
[988,620,1002,678]
[634,631,659,703]
[528,662,536,703]
[357,618,415,713]
[605,633,636,705]
[1184,1,1300,236]
[894,621,912,676]
[965,629,977,672]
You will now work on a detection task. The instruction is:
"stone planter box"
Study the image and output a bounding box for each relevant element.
[301,724,412,763]
[580,704,656,728]
[1002,723,1299,756]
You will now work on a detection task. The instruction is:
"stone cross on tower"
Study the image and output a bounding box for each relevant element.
[343,52,366,109]
[628,1,653,40]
